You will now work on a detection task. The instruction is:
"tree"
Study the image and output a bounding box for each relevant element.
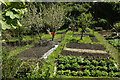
[21,2,44,41]
[1,2,27,45]
[78,12,94,40]
[43,3,65,41]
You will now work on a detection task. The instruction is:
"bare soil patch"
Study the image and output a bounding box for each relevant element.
[17,40,59,60]
[2,40,33,52]
[66,42,106,50]
[73,34,89,37]
[90,37,99,42]
[60,50,110,59]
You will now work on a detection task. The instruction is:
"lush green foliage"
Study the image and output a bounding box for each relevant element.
[57,56,120,77]
[83,69,90,76]
[78,71,83,76]
[92,60,99,66]
[71,71,77,76]
[84,59,91,65]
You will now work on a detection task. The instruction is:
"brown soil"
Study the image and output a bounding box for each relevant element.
[17,40,59,60]
[60,50,110,59]
[73,34,89,37]
[90,37,99,42]
[66,42,106,50]
[2,40,33,52]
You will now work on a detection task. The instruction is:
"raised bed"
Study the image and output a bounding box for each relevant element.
[17,40,59,60]
[66,42,106,50]
[56,56,120,77]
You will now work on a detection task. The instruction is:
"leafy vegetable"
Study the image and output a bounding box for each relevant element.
[58,64,65,70]
[64,70,71,76]
[102,71,108,76]
[91,70,96,76]
[84,59,91,65]
[99,60,107,66]
[71,71,77,76]
[65,63,71,69]
[96,70,102,77]
[92,60,99,66]
[72,63,80,69]
[78,71,83,76]
[83,69,90,76]
[57,70,64,75]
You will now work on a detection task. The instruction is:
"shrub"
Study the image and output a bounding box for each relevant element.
[65,63,71,69]
[64,70,71,76]
[96,70,102,77]
[91,70,96,76]
[71,71,77,76]
[78,71,83,76]
[90,65,95,70]
[99,60,107,66]
[84,59,91,65]
[102,71,108,76]
[83,65,90,70]
[58,64,65,70]
[57,70,64,75]
[83,69,90,76]
[92,60,99,66]
[72,63,80,69]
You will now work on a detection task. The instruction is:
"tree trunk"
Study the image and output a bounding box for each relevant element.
[52,31,55,41]
[81,31,84,40]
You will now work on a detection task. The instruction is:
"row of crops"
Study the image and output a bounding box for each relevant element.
[56,56,120,77]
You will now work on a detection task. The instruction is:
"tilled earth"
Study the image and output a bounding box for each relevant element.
[17,40,59,60]
[90,37,99,42]
[66,42,106,50]
[2,40,33,52]
[60,50,110,59]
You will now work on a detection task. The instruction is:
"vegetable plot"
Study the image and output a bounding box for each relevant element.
[56,56,120,77]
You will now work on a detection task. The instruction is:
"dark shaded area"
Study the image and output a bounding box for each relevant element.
[66,42,106,50]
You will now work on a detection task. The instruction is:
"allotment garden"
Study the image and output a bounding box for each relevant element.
[1,2,120,80]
